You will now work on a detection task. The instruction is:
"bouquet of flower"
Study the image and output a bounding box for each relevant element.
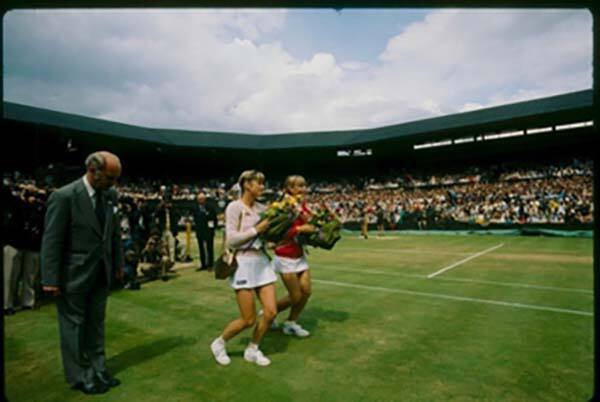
[302,208,342,250]
[260,194,300,243]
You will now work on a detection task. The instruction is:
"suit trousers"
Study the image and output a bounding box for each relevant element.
[56,265,109,385]
[196,232,214,269]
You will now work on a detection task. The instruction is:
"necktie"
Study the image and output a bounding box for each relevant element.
[95,191,106,231]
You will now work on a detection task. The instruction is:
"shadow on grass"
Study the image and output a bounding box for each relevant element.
[266,307,350,356]
[300,306,350,333]
[108,336,194,374]
[305,306,350,324]
[137,272,182,285]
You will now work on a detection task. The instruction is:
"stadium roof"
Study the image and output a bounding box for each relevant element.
[2,89,592,150]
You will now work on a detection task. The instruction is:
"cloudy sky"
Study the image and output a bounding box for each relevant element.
[3,8,592,134]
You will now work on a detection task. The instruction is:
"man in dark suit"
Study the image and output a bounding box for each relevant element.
[193,192,217,271]
[41,151,123,395]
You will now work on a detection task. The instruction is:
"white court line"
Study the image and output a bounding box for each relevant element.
[312,264,592,294]
[313,278,592,317]
[338,246,590,261]
[339,247,469,257]
[427,274,592,294]
[427,243,505,278]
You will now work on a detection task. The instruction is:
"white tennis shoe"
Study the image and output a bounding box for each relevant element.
[244,347,271,366]
[282,321,310,338]
[210,337,231,366]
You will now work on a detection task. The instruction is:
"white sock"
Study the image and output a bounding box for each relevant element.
[216,336,226,345]
[247,342,259,350]
[285,320,296,325]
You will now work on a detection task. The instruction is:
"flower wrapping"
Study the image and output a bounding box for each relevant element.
[260,194,300,243]
[303,209,342,250]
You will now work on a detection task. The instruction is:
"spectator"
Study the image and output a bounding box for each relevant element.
[193,192,218,271]
[154,194,178,265]
[3,184,27,315]
[139,230,173,281]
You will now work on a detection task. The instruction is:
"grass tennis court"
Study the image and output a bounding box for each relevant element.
[5,233,593,401]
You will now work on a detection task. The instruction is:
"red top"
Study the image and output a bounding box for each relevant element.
[274,201,311,259]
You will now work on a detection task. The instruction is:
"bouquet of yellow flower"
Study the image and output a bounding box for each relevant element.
[260,194,300,243]
[301,208,342,250]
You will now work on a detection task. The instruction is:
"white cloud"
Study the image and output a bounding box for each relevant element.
[459,102,484,113]
[340,61,370,71]
[3,9,592,134]
[375,9,592,117]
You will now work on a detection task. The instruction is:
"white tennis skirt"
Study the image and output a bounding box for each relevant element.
[229,253,277,290]
[273,255,309,275]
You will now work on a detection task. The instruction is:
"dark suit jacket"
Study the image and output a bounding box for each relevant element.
[41,178,123,293]
[193,203,217,237]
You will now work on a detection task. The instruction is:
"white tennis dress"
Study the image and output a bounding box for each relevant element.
[225,200,276,290]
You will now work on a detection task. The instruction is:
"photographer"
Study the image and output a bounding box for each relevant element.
[139,230,173,281]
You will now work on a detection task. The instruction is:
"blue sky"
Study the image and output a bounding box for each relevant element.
[3,9,592,134]
[261,9,429,62]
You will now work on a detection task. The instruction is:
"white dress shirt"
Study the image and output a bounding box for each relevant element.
[82,174,97,209]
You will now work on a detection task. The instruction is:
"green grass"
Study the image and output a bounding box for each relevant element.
[5,233,593,401]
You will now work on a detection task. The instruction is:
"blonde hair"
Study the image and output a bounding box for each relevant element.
[283,175,306,195]
[238,170,265,193]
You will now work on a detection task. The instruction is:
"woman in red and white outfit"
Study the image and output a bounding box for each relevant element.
[272,175,316,337]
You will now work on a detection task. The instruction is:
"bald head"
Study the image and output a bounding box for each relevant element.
[100,151,121,172]
[86,151,122,190]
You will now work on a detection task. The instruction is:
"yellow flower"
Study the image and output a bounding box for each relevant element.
[283,194,298,206]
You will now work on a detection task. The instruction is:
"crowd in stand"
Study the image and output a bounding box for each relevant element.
[112,158,594,226]
[308,158,593,228]
[317,174,592,227]
[3,157,594,232]
[2,157,593,314]
[311,160,593,228]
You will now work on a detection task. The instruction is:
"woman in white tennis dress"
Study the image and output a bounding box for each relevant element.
[210,170,277,367]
